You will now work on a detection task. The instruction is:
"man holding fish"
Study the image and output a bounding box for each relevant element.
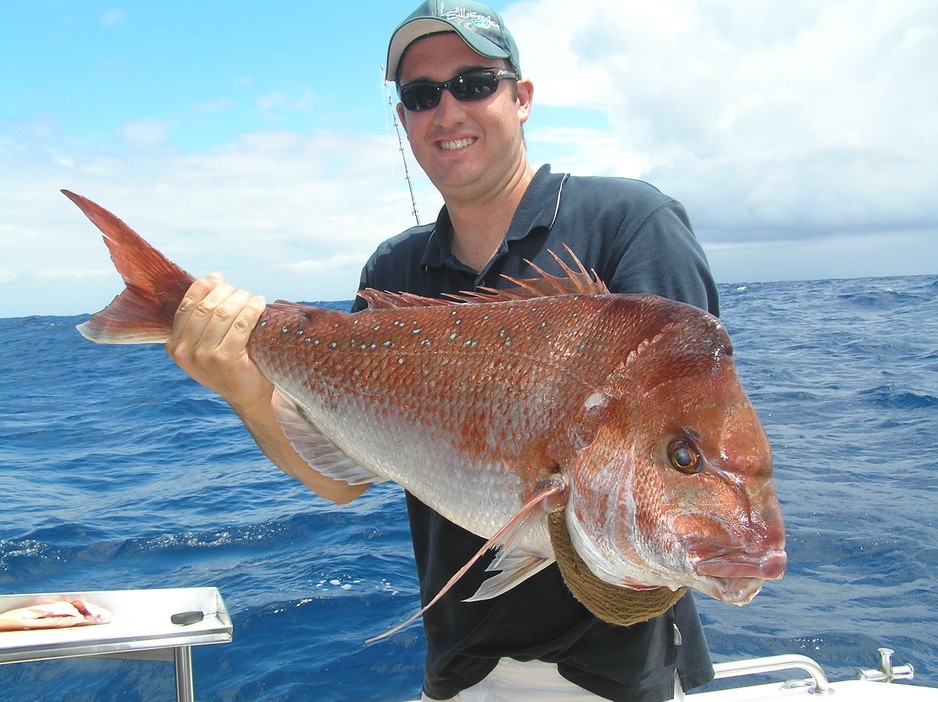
[161,2,744,700]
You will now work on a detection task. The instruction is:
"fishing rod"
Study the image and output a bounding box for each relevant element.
[382,65,421,226]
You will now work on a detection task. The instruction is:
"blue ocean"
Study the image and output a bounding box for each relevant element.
[2,275,936,701]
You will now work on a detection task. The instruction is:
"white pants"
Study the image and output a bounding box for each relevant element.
[421,658,684,701]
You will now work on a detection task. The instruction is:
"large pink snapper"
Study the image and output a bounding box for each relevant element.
[65,191,786,634]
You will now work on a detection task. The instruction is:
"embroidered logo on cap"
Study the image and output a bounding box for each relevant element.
[442,8,500,32]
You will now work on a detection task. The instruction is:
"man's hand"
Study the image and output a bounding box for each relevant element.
[166,273,271,414]
[165,274,368,505]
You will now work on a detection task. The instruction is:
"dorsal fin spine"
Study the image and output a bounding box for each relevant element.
[360,248,608,311]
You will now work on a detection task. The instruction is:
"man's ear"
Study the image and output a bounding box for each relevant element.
[517,79,534,125]
[396,102,409,134]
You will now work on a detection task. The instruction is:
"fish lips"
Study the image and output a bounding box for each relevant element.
[688,547,787,604]
[693,548,788,580]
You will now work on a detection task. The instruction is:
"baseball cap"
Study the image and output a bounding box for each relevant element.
[386,1,521,82]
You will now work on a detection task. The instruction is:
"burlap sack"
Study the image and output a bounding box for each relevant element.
[548,507,687,626]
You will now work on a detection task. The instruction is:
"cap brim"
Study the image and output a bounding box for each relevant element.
[385,17,510,81]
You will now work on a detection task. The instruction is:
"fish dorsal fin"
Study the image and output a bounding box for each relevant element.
[357,290,458,311]
[271,389,385,486]
[449,246,608,303]
[359,246,608,310]
[267,300,322,314]
[264,300,337,323]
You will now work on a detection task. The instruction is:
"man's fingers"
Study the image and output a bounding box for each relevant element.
[170,277,226,344]
[167,275,262,362]
[218,294,266,352]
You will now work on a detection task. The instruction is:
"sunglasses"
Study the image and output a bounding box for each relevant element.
[398,68,519,112]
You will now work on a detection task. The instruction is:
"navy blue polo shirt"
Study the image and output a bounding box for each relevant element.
[352,165,717,701]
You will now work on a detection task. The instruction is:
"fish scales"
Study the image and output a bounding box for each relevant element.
[249,295,652,552]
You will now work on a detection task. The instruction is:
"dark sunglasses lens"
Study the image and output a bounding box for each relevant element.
[400,71,502,111]
[400,84,441,111]
[450,73,499,101]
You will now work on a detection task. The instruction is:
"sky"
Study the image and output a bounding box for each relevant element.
[1,0,936,318]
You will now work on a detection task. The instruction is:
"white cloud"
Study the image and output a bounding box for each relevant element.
[508,0,938,249]
[0,125,439,317]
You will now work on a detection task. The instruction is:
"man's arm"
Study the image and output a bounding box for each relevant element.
[166,274,368,505]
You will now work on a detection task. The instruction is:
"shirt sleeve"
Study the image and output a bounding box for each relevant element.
[606,199,720,317]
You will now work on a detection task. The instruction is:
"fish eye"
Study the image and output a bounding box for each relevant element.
[668,438,701,474]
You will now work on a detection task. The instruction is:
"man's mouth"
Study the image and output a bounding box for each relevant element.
[438,137,476,151]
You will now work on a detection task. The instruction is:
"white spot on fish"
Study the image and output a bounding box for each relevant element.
[583,392,607,410]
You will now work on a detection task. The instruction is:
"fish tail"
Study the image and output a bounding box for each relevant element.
[64,190,196,344]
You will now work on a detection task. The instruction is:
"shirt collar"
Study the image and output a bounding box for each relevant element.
[419,164,566,271]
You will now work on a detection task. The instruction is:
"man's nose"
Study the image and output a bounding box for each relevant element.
[431,89,468,125]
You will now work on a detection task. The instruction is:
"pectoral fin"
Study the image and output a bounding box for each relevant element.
[366,475,568,643]
[271,389,384,485]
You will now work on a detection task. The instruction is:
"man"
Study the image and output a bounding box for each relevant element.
[167,2,717,700]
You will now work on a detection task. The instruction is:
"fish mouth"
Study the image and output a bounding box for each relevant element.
[702,576,767,605]
[682,547,787,605]
[693,548,788,581]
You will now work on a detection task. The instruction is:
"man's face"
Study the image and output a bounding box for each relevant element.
[396,32,533,204]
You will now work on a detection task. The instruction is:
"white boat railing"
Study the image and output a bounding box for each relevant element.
[711,648,916,695]
[713,654,832,694]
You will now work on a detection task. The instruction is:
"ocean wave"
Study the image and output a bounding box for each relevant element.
[857,385,938,410]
